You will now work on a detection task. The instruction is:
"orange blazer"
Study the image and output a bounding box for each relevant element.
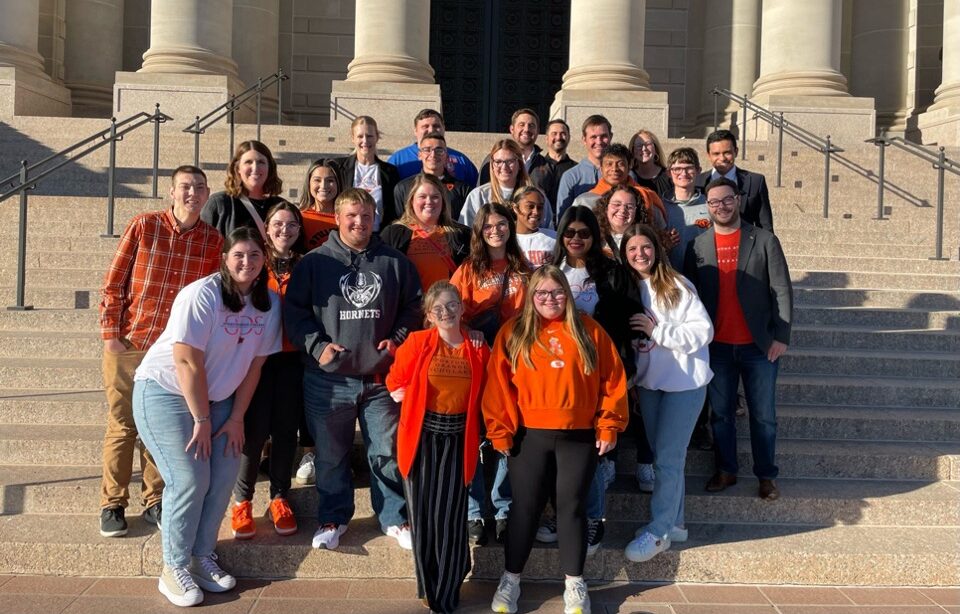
[386,327,490,483]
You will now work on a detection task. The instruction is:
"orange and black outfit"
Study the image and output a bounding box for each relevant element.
[483,314,628,576]
[387,328,489,614]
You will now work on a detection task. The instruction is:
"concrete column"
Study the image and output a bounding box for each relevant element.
[919,0,960,144]
[346,0,434,83]
[550,0,667,137]
[232,0,279,115]
[0,0,71,118]
[64,0,125,117]
[753,0,848,97]
[694,0,761,133]
[850,0,912,134]
[561,0,649,90]
[139,0,239,77]
[330,0,440,137]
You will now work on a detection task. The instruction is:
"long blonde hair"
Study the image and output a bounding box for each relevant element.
[620,224,682,311]
[505,265,597,375]
[488,139,532,204]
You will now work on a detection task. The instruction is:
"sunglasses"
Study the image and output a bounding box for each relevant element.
[562,228,593,240]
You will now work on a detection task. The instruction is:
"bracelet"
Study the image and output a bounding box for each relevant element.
[193,415,210,424]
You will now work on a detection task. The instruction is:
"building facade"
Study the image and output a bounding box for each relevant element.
[0,0,956,145]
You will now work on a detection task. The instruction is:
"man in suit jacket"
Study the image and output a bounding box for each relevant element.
[683,177,793,501]
[695,129,774,232]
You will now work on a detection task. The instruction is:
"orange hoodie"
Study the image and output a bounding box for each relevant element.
[386,327,490,484]
[482,314,628,452]
[450,259,527,323]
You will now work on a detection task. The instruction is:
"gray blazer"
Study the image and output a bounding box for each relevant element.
[683,222,793,352]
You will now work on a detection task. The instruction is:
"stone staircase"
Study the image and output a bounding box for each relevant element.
[0,116,958,587]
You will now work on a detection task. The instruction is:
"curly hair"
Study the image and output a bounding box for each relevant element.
[594,184,650,248]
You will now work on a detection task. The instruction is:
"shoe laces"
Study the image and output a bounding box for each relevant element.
[638,463,655,481]
[197,553,225,579]
[319,522,339,534]
[233,501,252,523]
[299,452,314,466]
[271,497,294,520]
[565,579,588,603]
[171,566,199,591]
[586,519,601,540]
[105,507,123,521]
[496,574,518,596]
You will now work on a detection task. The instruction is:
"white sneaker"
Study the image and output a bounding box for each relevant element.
[535,516,558,543]
[294,452,315,485]
[159,565,203,607]
[491,571,521,613]
[189,553,236,592]
[625,531,671,563]
[563,576,591,614]
[601,458,616,489]
[384,523,413,550]
[635,525,688,543]
[312,523,347,550]
[636,463,655,493]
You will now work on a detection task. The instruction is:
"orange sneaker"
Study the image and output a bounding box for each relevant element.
[231,500,255,539]
[268,497,298,536]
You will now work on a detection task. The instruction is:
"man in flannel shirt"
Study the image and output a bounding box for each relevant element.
[97,165,223,538]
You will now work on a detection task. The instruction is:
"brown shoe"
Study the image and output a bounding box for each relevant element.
[759,479,780,500]
[705,471,737,492]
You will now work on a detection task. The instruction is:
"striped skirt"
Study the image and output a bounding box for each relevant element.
[403,411,471,614]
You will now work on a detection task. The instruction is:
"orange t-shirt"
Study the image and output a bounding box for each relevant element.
[450,259,526,323]
[424,340,472,415]
[713,230,754,344]
[301,209,337,251]
[406,226,457,292]
[267,265,297,352]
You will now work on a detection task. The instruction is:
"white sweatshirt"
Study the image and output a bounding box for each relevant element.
[633,276,714,392]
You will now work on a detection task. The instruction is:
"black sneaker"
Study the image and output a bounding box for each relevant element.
[495,518,508,544]
[100,506,128,537]
[586,518,604,556]
[467,519,487,546]
[143,502,162,529]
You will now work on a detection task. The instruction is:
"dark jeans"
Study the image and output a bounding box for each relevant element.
[302,369,406,529]
[234,351,303,501]
[708,342,780,479]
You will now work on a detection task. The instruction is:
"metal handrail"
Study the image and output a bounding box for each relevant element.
[182,69,289,166]
[1,104,171,310]
[712,86,844,218]
[866,133,960,260]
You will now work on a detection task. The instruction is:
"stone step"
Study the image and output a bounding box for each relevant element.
[776,373,960,409]
[791,270,960,292]
[788,255,960,275]
[776,405,960,443]
[0,390,106,424]
[3,422,955,480]
[793,286,960,309]
[0,309,97,332]
[0,287,99,310]
[791,324,960,352]
[780,347,960,379]
[0,331,101,359]
[793,305,960,329]
[0,513,954,585]
[7,463,957,530]
[0,358,103,390]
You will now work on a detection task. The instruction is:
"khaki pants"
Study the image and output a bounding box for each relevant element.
[99,341,163,509]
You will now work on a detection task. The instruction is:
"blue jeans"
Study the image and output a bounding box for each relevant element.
[133,379,239,568]
[467,450,510,520]
[637,386,706,538]
[302,370,405,530]
[708,342,780,479]
[585,458,606,520]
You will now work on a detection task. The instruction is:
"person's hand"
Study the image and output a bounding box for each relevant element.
[597,439,616,456]
[468,330,485,348]
[215,417,245,457]
[185,420,212,460]
[629,313,655,336]
[767,341,788,362]
[319,343,346,366]
[390,387,406,403]
[377,339,398,355]
[664,228,681,249]
[104,338,127,354]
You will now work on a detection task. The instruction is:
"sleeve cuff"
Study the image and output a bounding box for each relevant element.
[596,429,618,444]
[490,435,513,453]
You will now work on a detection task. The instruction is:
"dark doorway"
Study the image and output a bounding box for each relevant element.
[430,0,570,132]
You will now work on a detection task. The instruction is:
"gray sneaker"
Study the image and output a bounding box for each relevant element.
[159,565,203,607]
[491,572,520,613]
[142,502,162,530]
[189,553,236,592]
[99,507,127,537]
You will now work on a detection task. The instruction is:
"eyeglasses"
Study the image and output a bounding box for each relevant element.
[562,228,593,240]
[482,221,509,233]
[637,141,656,150]
[670,166,697,175]
[428,301,461,316]
[533,289,566,302]
[608,200,637,211]
[419,146,447,156]
[269,221,300,230]
[491,158,519,168]
[706,195,738,209]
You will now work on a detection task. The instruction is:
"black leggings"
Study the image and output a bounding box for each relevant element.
[234,351,303,501]
[505,428,597,577]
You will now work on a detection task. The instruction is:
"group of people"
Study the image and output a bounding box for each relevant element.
[97,105,793,613]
